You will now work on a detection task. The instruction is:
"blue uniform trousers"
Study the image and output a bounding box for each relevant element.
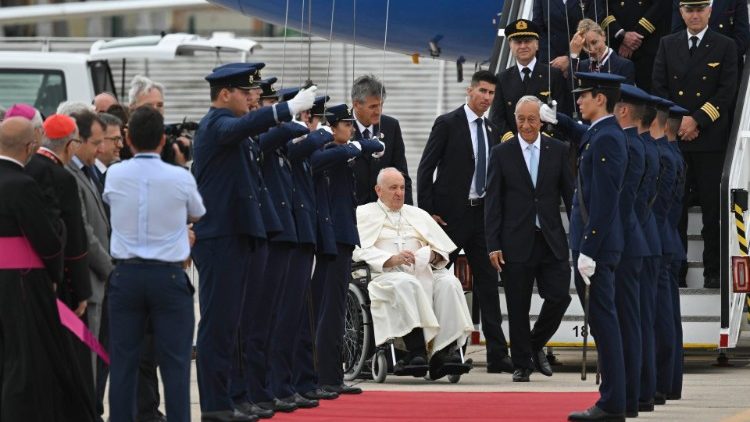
[108,262,194,422]
[638,256,660,403]
[240,242,291,403]
[316,243,353,386]
[193,235,265,412]
[573,252,625,414]
[293,253,330,394]
[269,245,315,398]
[614,257,642,413]
[654,254,675,395]
[669,258,684,397]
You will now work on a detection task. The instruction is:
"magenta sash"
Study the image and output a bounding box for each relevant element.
[0,236,44,269]
[0,236,110,364]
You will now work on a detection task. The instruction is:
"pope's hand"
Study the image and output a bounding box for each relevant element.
[287,85,318,115]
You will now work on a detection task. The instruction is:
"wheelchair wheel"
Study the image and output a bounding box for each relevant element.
[371,349,388,383]
[343,283,371,381]
[448,374,461,384]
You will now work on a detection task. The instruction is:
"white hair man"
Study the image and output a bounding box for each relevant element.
[353,167,474,380]
[57,101,95,116]
[128,75,165,115]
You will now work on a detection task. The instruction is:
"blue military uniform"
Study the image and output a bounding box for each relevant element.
[614,85,650,417]
[568,73,629,419]
[191,64,295,417]
[304,105,384,391]
[635,97,669,410]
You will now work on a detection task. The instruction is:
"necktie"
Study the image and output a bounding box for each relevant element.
[689,36,699,56]
[591,59,600,72]
[82,165,103,193]
[475,118,487,195]
[521,67,531,89]
[528,144,540,227]
[362,128,371,139]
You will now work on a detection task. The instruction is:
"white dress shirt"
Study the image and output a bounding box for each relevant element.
[687,26,709,49]
[463,104,490,199]
[103,153,206,261]
[518,132,542,171]
[354,112,374,138]
[589,114,613,130]
[516,57,537,81]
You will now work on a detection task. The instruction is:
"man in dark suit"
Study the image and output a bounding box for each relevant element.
[485,95,573,382]
[350,74,413,204]
[417,70,512,374]
[191,64,315,422]
[490,19,571,142]
[602,0,671,90]
[652,0,738,288]
[566,72,628,422]
[570,18,636,83]
[672,0,749,72]
[533,0,604,72]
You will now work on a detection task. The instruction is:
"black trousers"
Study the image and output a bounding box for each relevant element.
[502,231,570,369]
[445,203,508,364]
[678,151,723,277]
[0,270,96,422]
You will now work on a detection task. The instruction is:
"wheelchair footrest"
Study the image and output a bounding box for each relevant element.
[428,362,472,380]
[393,364,429,377]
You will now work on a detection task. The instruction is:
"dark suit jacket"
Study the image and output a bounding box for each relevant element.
[26,153,91,306]
[574,51,636,84]
[484,135,573,263]
[417,105,500,227]
[652,29,738,151]
[489,63,572,141]
[672,0,749,67]
[533,0,604,64]
[351,114,413,205]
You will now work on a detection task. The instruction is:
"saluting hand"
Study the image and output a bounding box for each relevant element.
[570,31,585,56]
[489,251,505,272]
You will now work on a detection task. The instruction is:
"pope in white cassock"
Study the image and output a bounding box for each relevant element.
[353,167,474,379]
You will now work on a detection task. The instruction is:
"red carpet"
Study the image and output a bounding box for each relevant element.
[271,391,599,421]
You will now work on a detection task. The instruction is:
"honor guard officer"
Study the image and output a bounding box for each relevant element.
[567,72,629,422]
[612,84,651,418]
[309,104,384,395]
[490,19,571,142]
[647,95,679,407]
[191,63,316,422]
[665,103,689,402]
[635,96,666,413]
[259,78,280,107]
[653,0,738,288]
[212,62,267,112]
[601,0,671,91]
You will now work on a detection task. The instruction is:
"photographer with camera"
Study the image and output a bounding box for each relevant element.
[104,105,205,422]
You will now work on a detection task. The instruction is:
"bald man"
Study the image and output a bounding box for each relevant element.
[93,92,119,113]
[0,117,96,421]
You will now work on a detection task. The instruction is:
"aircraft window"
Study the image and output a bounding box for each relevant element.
[0,69,66,118]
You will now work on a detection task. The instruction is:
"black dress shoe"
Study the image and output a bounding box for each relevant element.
[666,393,681,400]
[235,402,274,419]
[257,398,297,413]
[512,368,532,382]
[322,384,363,395]
[394,353,429,376]
[302,388,339,400]
[568,405,625,421]
[532,349,553,377]
[487,355,514,374]
[637,401,654,412]
[653,392,667,405]
[201,409,257,422]
[625,410,638,418]
[704,275,719,289]
[281,393,319,409]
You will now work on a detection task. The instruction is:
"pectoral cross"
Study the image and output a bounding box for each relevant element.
[393,236,407,251]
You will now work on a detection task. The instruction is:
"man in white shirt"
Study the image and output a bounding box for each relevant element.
[103,105,205,422]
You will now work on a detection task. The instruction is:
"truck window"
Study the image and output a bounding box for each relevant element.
[0,69,66,118]
[88,60,117,100]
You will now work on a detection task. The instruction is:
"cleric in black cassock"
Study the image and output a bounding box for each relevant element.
[0,117,95,422]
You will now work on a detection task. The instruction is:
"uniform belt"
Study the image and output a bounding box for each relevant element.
[114,258,183,268]
[467,197,484,207]
[0,236,44,269]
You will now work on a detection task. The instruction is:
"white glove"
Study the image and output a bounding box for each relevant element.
[540,101,558,125]
[319,125,333,134]
[372,140,385,158]
[350,140,362,151]
[287,85,318,115]
[577,253,596,286]
[291,135,307,144]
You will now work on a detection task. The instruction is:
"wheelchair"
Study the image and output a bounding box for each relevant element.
[341,262,471,383]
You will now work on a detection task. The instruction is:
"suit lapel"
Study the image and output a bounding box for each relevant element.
[68,162,107,220]
[690,30,714,67]
[674,32,691,79]
[457,107,476,163]
[536,136,551,189]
